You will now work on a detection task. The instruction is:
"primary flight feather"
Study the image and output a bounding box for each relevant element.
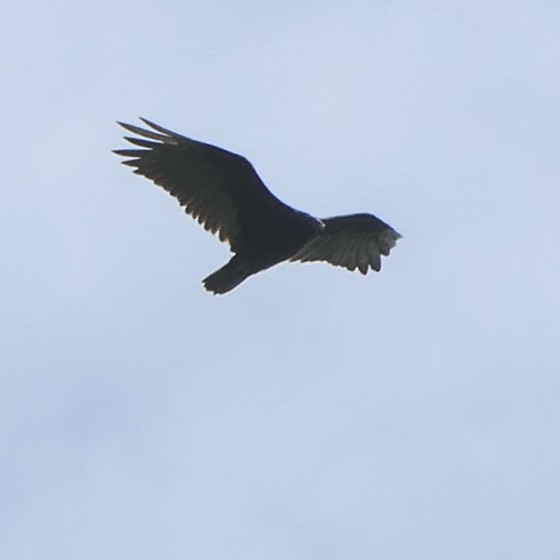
[114,118,401,294]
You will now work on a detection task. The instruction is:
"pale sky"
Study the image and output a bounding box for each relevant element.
[2,2,560,559]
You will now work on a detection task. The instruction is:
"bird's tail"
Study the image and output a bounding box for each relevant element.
[203,256,253,295]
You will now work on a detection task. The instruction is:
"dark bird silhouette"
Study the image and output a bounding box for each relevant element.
[114,118,401,294]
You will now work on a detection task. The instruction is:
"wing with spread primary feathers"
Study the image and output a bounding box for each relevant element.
[113,118,288,253]
[291,213,401,274]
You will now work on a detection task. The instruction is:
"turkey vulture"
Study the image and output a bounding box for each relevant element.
[114,118,401,294]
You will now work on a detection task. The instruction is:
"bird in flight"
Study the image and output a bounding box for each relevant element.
[114,118,401,294]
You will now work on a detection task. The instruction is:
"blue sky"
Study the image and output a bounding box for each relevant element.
[2,1,560,558]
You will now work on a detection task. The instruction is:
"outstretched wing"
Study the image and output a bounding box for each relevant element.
[113,118,288,253]
[291,213,401,274]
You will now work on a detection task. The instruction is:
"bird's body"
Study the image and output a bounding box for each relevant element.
[114,118,401,294]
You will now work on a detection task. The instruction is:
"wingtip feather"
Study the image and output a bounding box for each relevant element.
[139,117,181,138]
